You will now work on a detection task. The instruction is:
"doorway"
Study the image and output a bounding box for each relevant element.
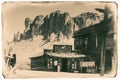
[62,58,67,72]
[105,50,112,73]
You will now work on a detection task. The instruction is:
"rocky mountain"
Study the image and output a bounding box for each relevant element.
[24,17,32,33]
[31,15,44,37]
[73,12,103,29]
[20,15,44,40]
[15,11,103,42]
[40,10,74,41]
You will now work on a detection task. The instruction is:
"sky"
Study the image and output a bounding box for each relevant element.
[2,2,106,42]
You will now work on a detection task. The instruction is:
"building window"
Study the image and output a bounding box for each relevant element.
[80,40,81,45]
[96,34,98,47]
[106,34,114,47]
[85,38,88,49]
[47,58,53,69]
[50,58,52,69]
[72,59,74,69]
[47,59,49,69]
[47,64,49,69]
[72,63,74,69]
[76,41,79,45]
[85,38,88,45]
[74,61,77,69]
[71,59,77,70]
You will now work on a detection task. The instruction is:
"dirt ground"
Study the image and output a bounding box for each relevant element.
[3,69,116,79]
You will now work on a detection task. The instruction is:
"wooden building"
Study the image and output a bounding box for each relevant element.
[73,15,114,74]
[30,44,97,73]
[30,54,48,71]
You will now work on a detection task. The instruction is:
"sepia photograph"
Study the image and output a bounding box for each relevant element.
[2,1,118,78]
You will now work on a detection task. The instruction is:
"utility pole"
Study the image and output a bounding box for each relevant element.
[100,34,106,76]
[95,4,110,76]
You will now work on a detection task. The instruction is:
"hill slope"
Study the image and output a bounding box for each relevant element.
[7,35,74,69]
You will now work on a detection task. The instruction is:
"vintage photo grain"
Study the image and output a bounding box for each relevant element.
[2,1,117,78]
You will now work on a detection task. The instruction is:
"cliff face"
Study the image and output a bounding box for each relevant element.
[20,15,44,40]
[17,11,102,42]
[73,12,103,29]
[24,17,32,33]
[40,11,74,41]
[31,15,44,36]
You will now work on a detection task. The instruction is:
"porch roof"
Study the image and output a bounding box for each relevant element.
[45,52,86,58]
[29,53,44,59]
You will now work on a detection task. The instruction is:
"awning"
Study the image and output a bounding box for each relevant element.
[45,52,86,58]
[29,53,44,59]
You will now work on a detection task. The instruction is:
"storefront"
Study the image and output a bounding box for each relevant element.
[45,52,86,72]
[30,44,96,73]
[73,16,114,73]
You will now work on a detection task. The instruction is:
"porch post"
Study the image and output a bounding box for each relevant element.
[57,58,60,72]
[67,58,70,72]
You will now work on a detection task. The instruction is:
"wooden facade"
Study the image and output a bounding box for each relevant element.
[30,54,48,71]
[30,45,97,73]
[73,16,114,73]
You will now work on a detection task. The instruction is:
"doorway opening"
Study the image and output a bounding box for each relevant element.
[62,58,67,72]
